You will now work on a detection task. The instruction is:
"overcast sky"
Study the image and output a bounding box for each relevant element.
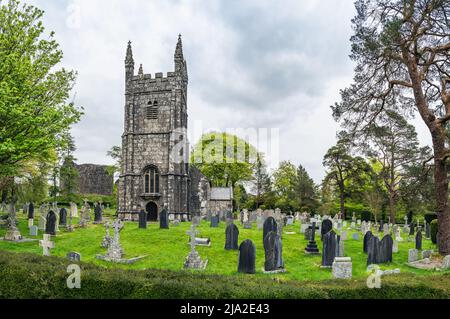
[26,0,432,183]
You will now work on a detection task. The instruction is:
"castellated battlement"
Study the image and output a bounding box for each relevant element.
[131,71,176,82]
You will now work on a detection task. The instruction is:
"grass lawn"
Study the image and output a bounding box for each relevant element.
[0,209,444,282]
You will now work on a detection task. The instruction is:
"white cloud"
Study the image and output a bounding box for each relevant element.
[22,0,433,184]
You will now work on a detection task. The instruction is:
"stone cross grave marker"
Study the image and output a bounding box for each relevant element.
[39,234,54,256]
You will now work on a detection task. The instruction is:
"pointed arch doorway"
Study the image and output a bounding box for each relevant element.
[146,202,158,221]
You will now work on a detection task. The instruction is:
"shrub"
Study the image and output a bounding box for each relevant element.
[360,211,372,222]
[430,219,438,244]
[1,250,448,299]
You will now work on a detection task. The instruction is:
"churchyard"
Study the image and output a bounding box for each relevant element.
[0,206,445,284]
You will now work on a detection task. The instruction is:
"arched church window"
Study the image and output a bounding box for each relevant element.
[144,166,160,194]
[146,101,158,120]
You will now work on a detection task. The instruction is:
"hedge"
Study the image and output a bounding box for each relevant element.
[0,251,449,299]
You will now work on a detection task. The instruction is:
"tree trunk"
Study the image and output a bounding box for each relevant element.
[432,131,450,255]
[388,192,396,224]
[339,183,345,219]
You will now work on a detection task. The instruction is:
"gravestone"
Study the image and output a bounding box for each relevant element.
[184,224,208,270]
[352,233,359,240]
[409,223,415,236]
[263,231,284,272]
[45,211,57,236]
[341,230,348,241]
[337,236,345,257]
[100,219,125,261]
[70,202,79,218]
[256,216,264,230]
[94,203,103,224]
[425,222,431,239]
[379,235,393,263]
[332,257,352,279]
[305,222,320,254]
[28,202,34,219]
[160,209,169,229]
[393,239,399,253]
[67,252,81,262]
[422,250,433,259]
[101,222,112,248]
[29,225,38,237]
[415,229,422,250]
[225,223,239,250]
[367,236,381,266]
[38,213,46,231]
[408,249,419,263]
[244,221,252,229]
[442,255,450,269]
[138,210,147,229]
[263,217,277,245]
[59,208,67,226]
[210,215,219,228]
[321,219,333,240]
[363,231,373,253]
[322,230,337,267]
[39,234,54,256]
[238,240,256,274]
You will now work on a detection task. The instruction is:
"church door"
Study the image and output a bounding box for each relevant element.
[146,202,158,221]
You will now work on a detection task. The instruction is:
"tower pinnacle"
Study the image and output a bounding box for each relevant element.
[125,41,134,66]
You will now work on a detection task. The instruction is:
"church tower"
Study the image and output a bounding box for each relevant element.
[118,36,190,221]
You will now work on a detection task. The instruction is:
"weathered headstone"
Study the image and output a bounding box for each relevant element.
[39,234,54,256]
[367,236,381,266]
[415,229,422,250]
[332,257,352,279]
[321,219,333,240]
[393,239,399,253]
[305,222,320,254]
[352,233,359,240]
[29,225,38,237]
[256,215,264,230]
[263,231,284,272]
[263,217,277,244]
[363,231,373,253]
[138,209,147,229]
[67,252,81,262]
[238,240,256,274]
[225,223,239,250]
[28,202,34,219]
[379,234,393,263]
[59,208,67,226]
[94,203,103,224]
[45,211,57,236]
[101,222,112,248]
[442,255,450,269]
[322,230,337,267]
[408,249,419,263]
[210,215,219,228]
[184,224,208,270]
[160,208,169,229]
[422,250,433,259]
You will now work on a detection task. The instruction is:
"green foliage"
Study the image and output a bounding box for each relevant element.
[191,132,257,187]
[272,162,318,212]
[431,220,438,245]
[0,0,83,178]
[0,250,448,299]
[59,156,79,199]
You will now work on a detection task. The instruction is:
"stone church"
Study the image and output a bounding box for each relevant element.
[117,36,233,221]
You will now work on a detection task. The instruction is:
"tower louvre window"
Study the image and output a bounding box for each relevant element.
[146,101,158,119]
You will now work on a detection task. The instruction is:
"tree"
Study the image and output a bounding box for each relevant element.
[323,141,369,219]
[272,161,299,212]
[295,165,319,212]
[331,0,450,254]
[0,0,82,188]
[59,135,78,200]
[251,154,272,209]
[190,132,257,187]
[107,145,122,175]
[360,111,431,222]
